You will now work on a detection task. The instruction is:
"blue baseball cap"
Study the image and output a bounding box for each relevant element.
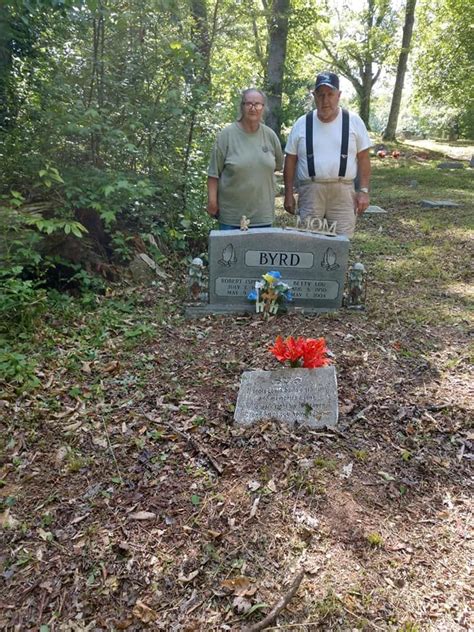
[315,72,340,91]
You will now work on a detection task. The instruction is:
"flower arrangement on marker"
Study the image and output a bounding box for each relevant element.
[269,336,331,368]
[247,271,293,315]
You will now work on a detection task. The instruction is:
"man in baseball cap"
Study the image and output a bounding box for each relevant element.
[283,71,372,238]
[314,71,340,91]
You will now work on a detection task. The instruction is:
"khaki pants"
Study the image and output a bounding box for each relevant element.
[297,179,356,238]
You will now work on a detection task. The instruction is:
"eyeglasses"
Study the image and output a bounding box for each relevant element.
[243,102,264,110]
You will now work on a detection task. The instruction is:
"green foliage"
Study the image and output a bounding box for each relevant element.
[0,268,47,332]
[366,531,384,547]
[0,346,40,390]
[413,0,474,138]
[1,0,472,304]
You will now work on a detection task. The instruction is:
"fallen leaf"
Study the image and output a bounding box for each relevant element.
[92,436,108,448]
[341,462,353,478]
[232,595,252,614]
[102,360,120,374]
[178,569,200,583]
[38,528,53,541]
[378,470,396,482]
[129,511,156,521]
[132,599,157,623]
[70,514,89,525]
[294,509,319,529]
[63,419,83,432]
[55,446,68,465]
[0,509,19,529]
[266,479,277,492]
[248,480,261,491]
[250,496,260,518]
[221,576,253,596]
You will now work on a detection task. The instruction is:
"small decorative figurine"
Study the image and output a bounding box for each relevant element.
[188,257,205,301]
[247,271,293,318]
[240,215,250,231]
[346,262,367,310]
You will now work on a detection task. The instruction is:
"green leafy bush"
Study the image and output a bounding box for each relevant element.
[0,268,47,332]
[0,347,40,391]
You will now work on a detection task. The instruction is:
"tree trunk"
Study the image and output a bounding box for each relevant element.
[0,5,13,131]
[189,0,212,89]
[358,62,372,129]
[264,0,290,137]
[383,0,417,141]
[182,0,214,204]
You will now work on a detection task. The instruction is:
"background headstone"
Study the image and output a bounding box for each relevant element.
[420,200,461,208]
[365,205,387,214]
[203,228,349,315]
[234,367,338,428]
[437,162,464,170]
[129,253,167,283]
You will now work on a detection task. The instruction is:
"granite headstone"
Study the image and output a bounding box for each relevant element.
[420,200,461,208]
[234,367,338,428]
[200,228,349,315]
[437,162,464,170]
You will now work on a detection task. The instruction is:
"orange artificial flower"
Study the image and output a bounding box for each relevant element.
[269,336,330,368]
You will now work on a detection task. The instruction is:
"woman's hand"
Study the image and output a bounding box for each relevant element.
[207,176,219,217]
[207,200,219,217]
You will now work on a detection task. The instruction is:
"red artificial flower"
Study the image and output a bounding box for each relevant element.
[269,336,330,368]
[285,336,306,366]
[301,337,329,368]
[269,335,288,363]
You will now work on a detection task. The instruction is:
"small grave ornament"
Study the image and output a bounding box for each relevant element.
[247,270,293,317]
[240,215,251,231]
[188,257,206,301]
[346,262,367,310]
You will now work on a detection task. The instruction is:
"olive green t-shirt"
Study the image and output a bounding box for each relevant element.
[208,122,284,226]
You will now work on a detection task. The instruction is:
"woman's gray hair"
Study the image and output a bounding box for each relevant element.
[237,88,267,121]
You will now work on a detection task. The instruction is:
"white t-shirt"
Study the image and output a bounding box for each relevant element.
[285,108,371,181]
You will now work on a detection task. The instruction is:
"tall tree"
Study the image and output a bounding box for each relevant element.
[264,0,291,136]
[313,0,397,127]
[182,0,215,194]
[383,0,417,140]
[413,0,474,138]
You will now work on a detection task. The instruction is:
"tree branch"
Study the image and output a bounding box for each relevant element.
[243,568,305,632]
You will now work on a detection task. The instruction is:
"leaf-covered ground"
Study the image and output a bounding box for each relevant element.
[1,152,473,631]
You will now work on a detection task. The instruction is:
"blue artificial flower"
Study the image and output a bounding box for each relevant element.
[285,291,294,302]
[268,270,281,279]
[247,290,258,301]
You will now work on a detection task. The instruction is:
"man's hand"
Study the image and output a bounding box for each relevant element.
[284,191,296,215]
[355,191,369,215]
[283,153,298,215]
[355,148,371,216]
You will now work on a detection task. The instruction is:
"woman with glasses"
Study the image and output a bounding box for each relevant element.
[207,88,283,230]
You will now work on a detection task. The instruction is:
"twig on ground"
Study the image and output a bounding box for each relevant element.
[146,414,223,475]
[101,415,124,483]
[243,568,305,632]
